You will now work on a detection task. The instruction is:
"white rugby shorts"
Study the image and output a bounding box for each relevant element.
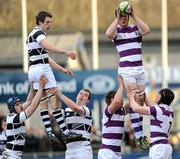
[98,149,122,159]
[118,67,145,85]
[65,145,93,159]
[28,64,57,90]
[149,144,172,159]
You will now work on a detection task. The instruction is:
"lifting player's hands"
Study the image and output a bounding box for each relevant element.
[39,75,48,88]
[48,87,62,97]
[62,68,74,76]
[129,90,136,100]
[65,51,77,60]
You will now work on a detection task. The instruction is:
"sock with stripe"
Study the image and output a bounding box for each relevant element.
[52,108,69,135]
[40,109,52,135]
[129,107,143,139]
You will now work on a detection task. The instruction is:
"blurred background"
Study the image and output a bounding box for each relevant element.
[0,0,180,158]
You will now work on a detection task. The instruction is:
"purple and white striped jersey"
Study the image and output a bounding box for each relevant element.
[113,25,143,71]
[149,104,174,147]
[100,106,125,153]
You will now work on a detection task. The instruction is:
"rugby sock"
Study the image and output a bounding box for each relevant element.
[129,107,143,139]
[40,109,52,134]
[52,108,69,135]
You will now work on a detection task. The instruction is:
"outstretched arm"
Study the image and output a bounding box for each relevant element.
[49,57,74,76]
[48,88,85,116]
[25,75,47,118]
[39,39,77,60]
[130,4,150,36]
[59,94,85,116]
[129,92,150,115]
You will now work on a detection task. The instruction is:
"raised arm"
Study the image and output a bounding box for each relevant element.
[25,75,47,117]
[106,10,119,39]
[144,93,152,107]
[48,57,73,76]
[108,76,123,114]
[129,92,150,115]
[130,4,150,36]
[39,39,77,60]
[48,88,85,116]
[22,83,35,110]
[59,94,85,116]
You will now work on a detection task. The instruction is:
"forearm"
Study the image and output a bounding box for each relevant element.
[49,57,64,71]
[145,97,152,107]
[59,94,84,114]
[23,85,35,109]
[106,18,119,39]
[40,40,68,55]
[132,15,150,35]
[130,95,150,115]
[25,88,43,117]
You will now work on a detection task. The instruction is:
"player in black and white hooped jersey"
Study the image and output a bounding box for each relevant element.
[27,11,81,144]
[49,88,93,159]
[2,75,47,159]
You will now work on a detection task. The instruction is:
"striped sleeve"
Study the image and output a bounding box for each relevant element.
[104,106,113,118]
[149,106,157,117]
[13,111,27,123]
[17,111,28,123]
[33,30,46,43]
[82,106,92,117]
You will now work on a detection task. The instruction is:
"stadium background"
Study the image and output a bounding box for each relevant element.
[0,0,180,158]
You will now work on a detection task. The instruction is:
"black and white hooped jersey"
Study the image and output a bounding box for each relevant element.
[65,106,93,143]
[27,26,49,66]
[0,130,6,156]
[5,111,28,153]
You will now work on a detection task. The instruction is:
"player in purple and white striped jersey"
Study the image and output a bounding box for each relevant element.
[98,76,129,159]
[130,88,175,159]
[106,2,150,150]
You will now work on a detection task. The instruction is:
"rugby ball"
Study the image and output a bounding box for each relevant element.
[118,1,132,16]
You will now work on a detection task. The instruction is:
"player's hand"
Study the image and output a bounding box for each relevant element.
[129,3,135,18]
[65,51,77,60]
[117,75,123,84]
[129,90,136,99]
[39,75,47,88]
[115,9,120,19]
[62,68,74,76]
[48,87,59,96]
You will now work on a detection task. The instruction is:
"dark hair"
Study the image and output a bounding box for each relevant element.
[0,117,6,132]
[158,88,175,106]
[105,90,116,106]
[36,11,52,25]
[82,89,91,100]
[7,97,20,113]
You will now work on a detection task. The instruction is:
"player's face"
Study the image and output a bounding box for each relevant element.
[40,17,53,32]
[15,102,23,113]
[76,90,90,105]
[118,14,129,27]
